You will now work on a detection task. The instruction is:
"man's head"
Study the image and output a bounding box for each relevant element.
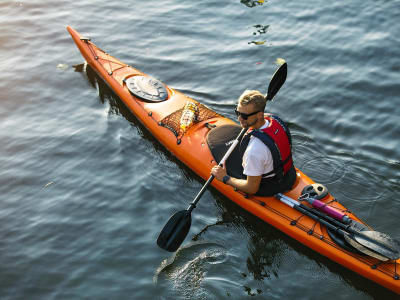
[238,90,266,112]
[236,90,266,129]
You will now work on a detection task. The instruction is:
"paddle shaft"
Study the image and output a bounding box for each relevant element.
[276,193,400,254]
[158,61,288,252]
[276,194,397,260]
[186,62,287,214]
[277,193,381,237]
[278,194,356,232]
[187,127,247,213]
[305,197,350,224]
[276,194,353,237]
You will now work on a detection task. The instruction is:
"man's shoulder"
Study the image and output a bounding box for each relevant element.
[247,136,272,154]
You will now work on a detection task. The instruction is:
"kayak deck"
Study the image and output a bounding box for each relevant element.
[67,26,400,294]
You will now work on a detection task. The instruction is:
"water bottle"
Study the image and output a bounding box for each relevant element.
[180,101,199,132]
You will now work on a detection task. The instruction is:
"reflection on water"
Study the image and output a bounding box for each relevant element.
[214,196,286,282]
[74,63,201,184]
[239,0,270,46]
[246,236,283,281]
[291,126,392,221]
[191,199,285,282]
[207,190,399,298]
[253,24,269,35]
[248,24,269,45]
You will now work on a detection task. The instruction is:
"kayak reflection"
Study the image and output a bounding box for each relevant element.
[209,190,398,298]
[74,63,196,180]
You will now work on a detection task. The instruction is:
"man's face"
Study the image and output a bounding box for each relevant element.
[236,103,260,128]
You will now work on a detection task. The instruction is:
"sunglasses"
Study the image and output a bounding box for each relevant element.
[234,108,260,120]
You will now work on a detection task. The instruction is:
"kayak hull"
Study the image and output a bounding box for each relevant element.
[67,26,400,294]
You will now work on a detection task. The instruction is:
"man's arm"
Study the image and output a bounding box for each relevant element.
[211,165,262,195]
[225,175,262,195]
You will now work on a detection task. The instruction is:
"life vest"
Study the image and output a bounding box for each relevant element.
[240,114,293,181]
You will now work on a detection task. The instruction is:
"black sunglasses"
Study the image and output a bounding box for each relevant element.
[234,108,260,120]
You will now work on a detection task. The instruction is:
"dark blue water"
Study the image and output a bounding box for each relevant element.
[1,1,399,299]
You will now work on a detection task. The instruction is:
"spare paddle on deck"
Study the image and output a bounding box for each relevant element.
[157,61,288,252]
[276,193,400,261]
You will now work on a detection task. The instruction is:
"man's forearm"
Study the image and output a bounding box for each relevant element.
[225,177,259,195]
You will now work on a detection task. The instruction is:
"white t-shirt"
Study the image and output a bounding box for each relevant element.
[242,120,274,177]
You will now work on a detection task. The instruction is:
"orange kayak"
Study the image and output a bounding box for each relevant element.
[67,26,400,294]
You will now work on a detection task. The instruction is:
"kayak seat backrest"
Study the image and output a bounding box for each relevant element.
[206,124,246,179]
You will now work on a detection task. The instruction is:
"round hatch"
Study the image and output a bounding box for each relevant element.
[125,76,168,102]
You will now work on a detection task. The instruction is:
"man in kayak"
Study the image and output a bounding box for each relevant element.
[211,90,297,196]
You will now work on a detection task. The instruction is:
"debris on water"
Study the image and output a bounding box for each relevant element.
[57,63,68,70]
[241,0,266,8]
[43,181,54,188]
[248,40,266,45]
[253,24,269,35]
[244,285,263,296]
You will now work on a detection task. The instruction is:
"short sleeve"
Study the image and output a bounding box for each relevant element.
[242,137,274,176]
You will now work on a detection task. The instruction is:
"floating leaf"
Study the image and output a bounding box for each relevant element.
[248,40,266,45]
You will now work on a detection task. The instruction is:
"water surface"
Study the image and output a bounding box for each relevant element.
[1,0,399,299]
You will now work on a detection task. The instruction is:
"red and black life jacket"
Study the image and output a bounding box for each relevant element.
[240,114,293,181]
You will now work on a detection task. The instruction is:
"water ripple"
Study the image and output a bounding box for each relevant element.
[154,242,227,299]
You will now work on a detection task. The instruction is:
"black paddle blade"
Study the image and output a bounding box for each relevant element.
[157,210,192,252]
[266,62,287,101]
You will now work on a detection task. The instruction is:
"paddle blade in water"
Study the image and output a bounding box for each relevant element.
[157,210,192,252]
